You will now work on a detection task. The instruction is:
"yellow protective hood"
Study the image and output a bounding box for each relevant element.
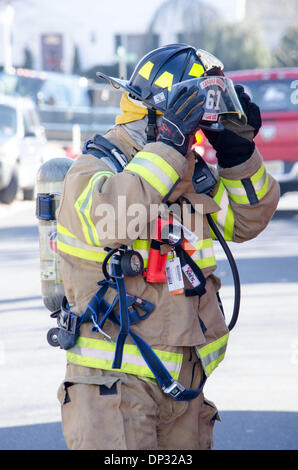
[115,92,163,125]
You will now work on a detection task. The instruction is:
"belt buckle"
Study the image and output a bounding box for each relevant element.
[162,381,185,399]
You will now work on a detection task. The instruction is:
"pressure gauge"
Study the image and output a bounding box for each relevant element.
[120,250,144,277]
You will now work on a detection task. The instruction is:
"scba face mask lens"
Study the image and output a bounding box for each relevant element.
[168,76,247,131]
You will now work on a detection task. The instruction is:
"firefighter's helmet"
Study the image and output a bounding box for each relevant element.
[97,43,224,112]
[98,44,246,130]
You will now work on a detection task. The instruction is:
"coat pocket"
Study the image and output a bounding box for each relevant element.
[57,375,126,450]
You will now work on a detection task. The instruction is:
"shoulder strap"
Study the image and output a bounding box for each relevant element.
[83,134,128,174]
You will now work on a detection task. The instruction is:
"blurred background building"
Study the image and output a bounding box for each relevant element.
[0,0,297,170]
[0,0,298,78]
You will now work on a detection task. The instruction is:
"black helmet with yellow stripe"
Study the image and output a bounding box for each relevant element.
[97,43,224,112]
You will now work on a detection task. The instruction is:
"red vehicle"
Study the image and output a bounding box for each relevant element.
[196,68,298,195]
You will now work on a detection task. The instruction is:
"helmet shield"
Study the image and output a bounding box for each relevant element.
[168,76,247,130]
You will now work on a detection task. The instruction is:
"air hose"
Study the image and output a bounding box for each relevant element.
[207,214,241,331]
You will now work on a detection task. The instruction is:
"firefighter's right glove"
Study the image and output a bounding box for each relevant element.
[157,86,205,156]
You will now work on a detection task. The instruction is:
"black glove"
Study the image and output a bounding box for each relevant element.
[203,85,262,168]
[234,85,262,137]
[157,86,205,156]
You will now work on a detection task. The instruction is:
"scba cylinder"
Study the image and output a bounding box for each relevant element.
[36,157,73,312]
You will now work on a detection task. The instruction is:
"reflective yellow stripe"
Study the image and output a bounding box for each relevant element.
[75,171,114,246]
[125,162,169,197]
[211,181,234,241]
[132,239,150,268]
[193,238,213,251]
[124,151,179,198]
[221,163,269,205]
[57,224,106,262]
[136,152,179,185]
[57,240,106,262]
[66,336,183,380]
[196,333,229,377]
[251,162,265,185]
[192,238,217,269]
[57,224,216,269]
[194,256,217,270]
[57,223,77,239]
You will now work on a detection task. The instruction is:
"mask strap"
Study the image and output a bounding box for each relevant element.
[146,108,157,143]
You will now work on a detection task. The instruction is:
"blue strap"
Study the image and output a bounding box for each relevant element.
[82,135,125,173]
[112,275,129,369]
[78,279,207,401]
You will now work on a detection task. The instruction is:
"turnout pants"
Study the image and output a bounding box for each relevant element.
[58,346,220,450]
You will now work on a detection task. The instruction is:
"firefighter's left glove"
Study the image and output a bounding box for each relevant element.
[157,86,205,156]
[203,85,262,168]
[204,128,255,168]
[235,85,262,138]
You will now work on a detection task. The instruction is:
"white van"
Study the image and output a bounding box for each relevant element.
[0,94,46,203]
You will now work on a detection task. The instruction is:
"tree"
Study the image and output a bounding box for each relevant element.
[207,21,272,71]
[149,0,272,72]
[273,26,298,67]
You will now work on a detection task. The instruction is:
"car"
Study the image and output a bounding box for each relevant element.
[0,94,46,204]
[196,68,298,196]
[0,69,121,142]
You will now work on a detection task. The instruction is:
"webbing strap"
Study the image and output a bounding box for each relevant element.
[83,135,127,173]
[112,274,130,369]
[77,276,206,401]
[175,245,206,298]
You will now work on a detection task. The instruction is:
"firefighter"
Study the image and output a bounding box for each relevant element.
[55,44,280,450]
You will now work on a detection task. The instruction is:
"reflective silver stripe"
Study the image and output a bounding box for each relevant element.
[196,333,229,377]
[191,247,215,261]
[254,171,267,192]
[57,231,105,254]
[200,345,227,371]
[224,185,247,196]
[216,187,230,236]
[70,345,180,375]
[132,157,174,191]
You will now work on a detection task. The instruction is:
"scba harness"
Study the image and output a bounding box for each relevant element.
[48,134,212,401]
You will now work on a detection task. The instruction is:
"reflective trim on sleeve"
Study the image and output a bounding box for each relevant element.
[124,151,179,198]
[211,180,234,241]
[75,171,114,246]
[57,223,107,262]
[66,336,183,381]
[221,163,269,205]
[195,333,229,377]
[191,238,217,270]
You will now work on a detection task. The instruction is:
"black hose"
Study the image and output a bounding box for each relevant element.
[102,248,118,280]
[207,214,241,331]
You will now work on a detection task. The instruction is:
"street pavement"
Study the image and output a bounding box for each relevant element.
[0,192,297,451]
